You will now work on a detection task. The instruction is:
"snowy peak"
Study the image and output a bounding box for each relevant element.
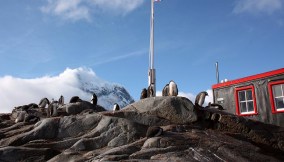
[67,67,134,109]
[78,78,134,110]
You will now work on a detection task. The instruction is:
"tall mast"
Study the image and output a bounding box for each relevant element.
[148,0,156,96]
[215,62,220,84]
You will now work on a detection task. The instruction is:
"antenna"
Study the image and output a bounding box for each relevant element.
[215,62,220,84]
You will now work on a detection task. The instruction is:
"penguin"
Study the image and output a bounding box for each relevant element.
[69,96,82,103]
[91,93,97,105]
[48,101,59,117]
[15,111,27,123]
[146,126,163,138]
[113,103,120,112]
[24,114,40,123]
[39,98,50,108]
[140,88,148,99]
[208,102,225,110]
[162,84,169,96]
[58,95,64,106]
[168,80,178,96]
[195,91,208,107]
[147,84,154,97]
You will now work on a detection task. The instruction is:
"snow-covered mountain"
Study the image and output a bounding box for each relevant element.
[0,67,134,113]
[76,71,135,109]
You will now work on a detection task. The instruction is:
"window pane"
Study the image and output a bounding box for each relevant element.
[273,85,282,97]
[247,101,254,112]
[275,97,284,109]
[238,91,246,101]
[246,90,253,100]
[240,102,247,113]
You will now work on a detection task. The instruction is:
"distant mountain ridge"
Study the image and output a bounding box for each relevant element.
[73,68,135,110]
[79,81,135,110]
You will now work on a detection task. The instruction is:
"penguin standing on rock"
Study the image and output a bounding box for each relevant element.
[91,93,97,105]
[38,98,50,108]
[207,102,225,110]
[195,91,208,107]
[113,103,120,112]
[48,100,59,117]
[168,80,178,96]
[140,88,148,99]
[58,95,64,106]
[15,111,27,123]
[162,84,169,96]
[147,84,154,97]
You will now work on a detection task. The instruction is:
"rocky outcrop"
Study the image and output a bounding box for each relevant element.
[62,101,107,115]
[0,96,283,162]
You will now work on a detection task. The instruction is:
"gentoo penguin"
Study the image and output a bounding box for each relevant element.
[91,93,97,105]
[58,95,64,106]
[147,84,154,97]
[39,98,50,108]
[168,80,178,96]
[113,103,120,112]
[195,91,208,107]
[208,102,225,110]
[140,88,148,99]
[69,96,81,103]
[146,126,163,138]
[15,111,27,123]
[48,100,59,117]
[162,84,169,96]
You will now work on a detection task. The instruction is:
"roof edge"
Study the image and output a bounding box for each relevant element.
[212,68,284,89]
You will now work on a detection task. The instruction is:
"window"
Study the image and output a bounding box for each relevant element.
[268,80,284,113]
[235,85,258,116]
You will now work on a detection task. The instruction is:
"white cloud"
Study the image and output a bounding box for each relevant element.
[0,67,113,113]
[41,0,144,21]
[41,0,91,21]
[156,89,213,107]
[90,0,144,15]
[233,0,283,15]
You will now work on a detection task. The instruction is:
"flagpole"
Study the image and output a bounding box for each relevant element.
[148,0,156,96]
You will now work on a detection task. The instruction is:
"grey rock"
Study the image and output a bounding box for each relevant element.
[122,96,198,125]
[0,146,59,162]
[0,96,284,162]
[64,101,106,115]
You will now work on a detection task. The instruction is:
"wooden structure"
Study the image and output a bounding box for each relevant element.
[212,68,284,126]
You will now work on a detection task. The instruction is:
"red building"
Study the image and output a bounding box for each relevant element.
[212,68,284,127]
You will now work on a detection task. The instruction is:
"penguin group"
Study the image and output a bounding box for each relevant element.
[140,80,179,99]
[162,80,178,96]
[14,103,41,124]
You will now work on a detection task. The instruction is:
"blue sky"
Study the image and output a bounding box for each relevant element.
[0,0,284,105]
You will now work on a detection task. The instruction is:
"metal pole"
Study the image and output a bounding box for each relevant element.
[148,0,156,96]
[150,0,154,69]
[215,62,220,84]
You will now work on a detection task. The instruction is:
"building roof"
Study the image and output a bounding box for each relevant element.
[212,68,284,89]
